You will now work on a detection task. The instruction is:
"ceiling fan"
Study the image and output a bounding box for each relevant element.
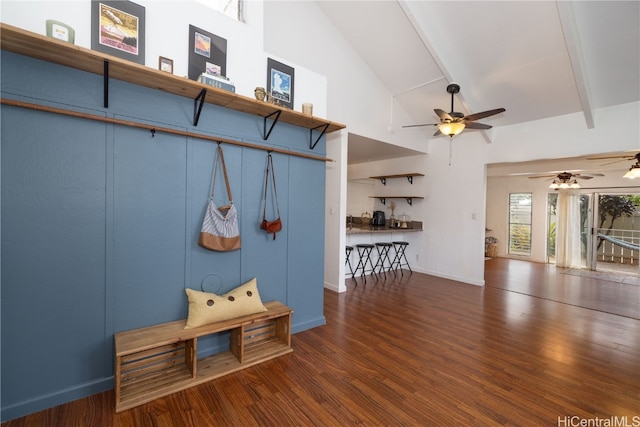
[587,152,640,178]
[528,171,604,189]
[402,83,506,137]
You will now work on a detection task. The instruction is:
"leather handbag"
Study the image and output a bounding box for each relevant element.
[199,145,241,251]
[260,152,282,240]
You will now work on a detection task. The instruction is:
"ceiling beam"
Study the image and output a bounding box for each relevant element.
[556,1,595,129]
[397,0,493,143]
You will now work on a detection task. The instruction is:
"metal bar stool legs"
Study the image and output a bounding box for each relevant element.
[391,241,412,275]
[374,242,395,279]
[345,246,355,279]
[355,244,377,283]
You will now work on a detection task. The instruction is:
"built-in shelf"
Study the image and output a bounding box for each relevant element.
[0,23,346,142]
[369,196,424,206]
[369,173,424,185]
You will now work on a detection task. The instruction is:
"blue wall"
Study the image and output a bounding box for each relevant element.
[0,51,327,421]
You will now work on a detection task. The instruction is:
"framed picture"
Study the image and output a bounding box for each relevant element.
[91,0,145,64]
[188,25,227,81]
[267,58,294,110]
[158,56,173,73]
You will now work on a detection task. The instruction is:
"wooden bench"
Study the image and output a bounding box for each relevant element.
[114,301,293,412]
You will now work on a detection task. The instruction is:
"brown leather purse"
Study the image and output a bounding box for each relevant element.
[260,153,282,240]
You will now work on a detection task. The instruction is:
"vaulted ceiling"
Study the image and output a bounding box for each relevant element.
[317,1,640,166]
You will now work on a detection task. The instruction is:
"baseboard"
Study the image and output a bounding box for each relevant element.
[416,267,485,287]
[1,377,113,423]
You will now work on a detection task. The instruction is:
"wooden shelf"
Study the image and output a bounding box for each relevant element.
[369,196,424,206]
[369,173,424,185]
[0,23,345,134]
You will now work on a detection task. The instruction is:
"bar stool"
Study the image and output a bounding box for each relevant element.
[374,242,395,279]
[355,244,377,283]
[391,241,412,275]
[345,246,355,279]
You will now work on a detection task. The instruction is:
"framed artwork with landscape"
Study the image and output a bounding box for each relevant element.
[91,0,145,65]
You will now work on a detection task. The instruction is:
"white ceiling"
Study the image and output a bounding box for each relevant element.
[317,1,640,168]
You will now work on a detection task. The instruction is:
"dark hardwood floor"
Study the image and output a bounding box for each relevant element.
[4,258,639,426]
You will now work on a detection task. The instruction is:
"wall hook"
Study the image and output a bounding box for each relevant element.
[150,129,156,138]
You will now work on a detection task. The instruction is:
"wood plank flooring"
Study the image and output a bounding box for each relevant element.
[3,258,639,426]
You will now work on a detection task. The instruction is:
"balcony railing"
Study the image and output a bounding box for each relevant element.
[597,228,639,265]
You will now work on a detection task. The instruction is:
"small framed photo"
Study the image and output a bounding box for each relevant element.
[159,56,173,73]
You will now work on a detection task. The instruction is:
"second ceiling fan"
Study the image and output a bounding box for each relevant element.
[403,83,505,137]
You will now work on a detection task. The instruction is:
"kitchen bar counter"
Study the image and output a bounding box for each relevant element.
[346,226,422,234]
[346,220,423,234]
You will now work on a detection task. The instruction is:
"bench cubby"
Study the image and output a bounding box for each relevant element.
[114,301,293,412]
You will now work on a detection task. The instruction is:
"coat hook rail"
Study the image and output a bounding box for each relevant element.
[1,98,333,162]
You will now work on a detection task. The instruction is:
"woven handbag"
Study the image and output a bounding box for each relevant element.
[199,145,241,251]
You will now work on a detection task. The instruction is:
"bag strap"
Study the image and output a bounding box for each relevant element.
[210,144,233,203]
[262,152,280,220]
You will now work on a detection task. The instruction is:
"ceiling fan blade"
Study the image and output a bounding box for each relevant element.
[575,173,605,178]
[433,128,442,137]
[464,108,506,122]
[464,122,492,130]
[434,109,452,121]
[402,123,438,128]
[528,174,555,179]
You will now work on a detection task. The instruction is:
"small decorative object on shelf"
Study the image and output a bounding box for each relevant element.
[198,73,236,93]
[302,103,313,116]
[158,56,173,73]
[254,87,266,101]
[46,20,75,44]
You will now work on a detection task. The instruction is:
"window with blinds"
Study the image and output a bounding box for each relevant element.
[509,193,532,255]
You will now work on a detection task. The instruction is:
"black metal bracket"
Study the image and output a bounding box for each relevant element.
[378,197,386,205]
[379,178,387,185]
[310,123,330,150]
[103,60,109,108]
[407,176,414,184]
[405,198,413,206]
[263,110,281,140]
[193,89,207,126]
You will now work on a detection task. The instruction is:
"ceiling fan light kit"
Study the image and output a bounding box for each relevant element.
[623,164,640,179]
[402,83,505,139]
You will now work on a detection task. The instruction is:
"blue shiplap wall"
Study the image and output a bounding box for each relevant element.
[0,51,327,421]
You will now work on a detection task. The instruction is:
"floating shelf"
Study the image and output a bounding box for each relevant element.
[369,196,424,206]
[369,173,424,185]
[0,23,346,139]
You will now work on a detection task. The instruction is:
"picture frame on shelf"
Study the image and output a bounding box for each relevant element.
[158,56,173,73]
[188,25,227,81]
[91,0,145,65]
[267,58,294,110]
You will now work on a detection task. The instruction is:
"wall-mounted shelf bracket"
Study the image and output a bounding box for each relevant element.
[405,198,413,206]
[407,176,415,184]
[378,178,387,185]
[310,123,329,150]
[193,89,207,126]
[378,197,386,205]
[263,110,281,140]
[103,60,109,108]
